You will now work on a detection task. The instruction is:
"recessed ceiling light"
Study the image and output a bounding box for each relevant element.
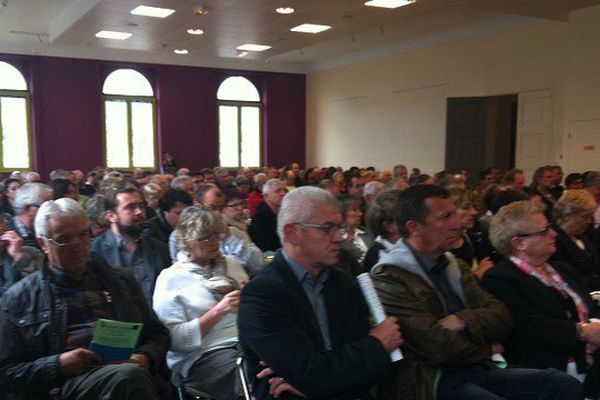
[174,49,189,54]
[236,44,271,52]
[130,5,175,18]
[195,6,208,15]
[187,28,204,35]
[364,0,415,9]
[290,23,331,34]
[95,31,132,40]
[237,51,249,58]
[276,7,295,14]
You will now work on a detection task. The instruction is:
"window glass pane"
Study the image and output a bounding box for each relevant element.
[0,62,27,90]
[219,105,239,168]
[131,102,155,168]
[1,97,29,168]
[105,100,130,168]
[241,106,260,167]
[217,77,260,101]
[103,69,153,96]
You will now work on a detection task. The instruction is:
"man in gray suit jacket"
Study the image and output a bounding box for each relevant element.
[91,188,170,305]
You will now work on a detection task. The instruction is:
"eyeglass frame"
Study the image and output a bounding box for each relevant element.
[42,227,92,247]
[194,232,223,244]
[515,224,554,238]
[293,222,345,237]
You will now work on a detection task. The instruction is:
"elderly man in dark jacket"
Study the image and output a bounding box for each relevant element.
[0,198,169,400]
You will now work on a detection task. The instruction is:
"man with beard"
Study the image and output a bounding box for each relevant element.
[92,188,170,305]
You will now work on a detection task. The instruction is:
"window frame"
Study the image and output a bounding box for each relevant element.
[0,88,33,171]
[217,98,263,168]
[101,93,157,171]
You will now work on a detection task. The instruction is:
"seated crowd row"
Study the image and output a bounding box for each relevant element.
[0,162,599,400]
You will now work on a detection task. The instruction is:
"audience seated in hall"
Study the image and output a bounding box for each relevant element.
[0,158,599,399]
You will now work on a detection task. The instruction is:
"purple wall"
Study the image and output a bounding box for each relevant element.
[0,54,306,178]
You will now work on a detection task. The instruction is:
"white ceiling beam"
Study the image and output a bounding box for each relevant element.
[49,0,101,42]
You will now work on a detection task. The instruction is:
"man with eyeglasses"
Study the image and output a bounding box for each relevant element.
[0,198,169,399]
[91,188,170,305]
[239,186,402,400]
[370,185,581,400]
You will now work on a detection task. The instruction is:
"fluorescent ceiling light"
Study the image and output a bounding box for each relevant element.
[237,51,249,58]
[130,5,175,18]
[364,0,415,9]
[95,31,132,40]
[236,44,271,52]
[187,28,204,35]
[276,7,295,14]
[174,49,189,54]
[290,23,331,34]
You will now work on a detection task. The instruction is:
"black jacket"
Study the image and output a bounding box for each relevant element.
[481,259,596,372]
[551,225,600,291]
[248,202,281,252]
[142,212,173,245]
[0,254,170,399]
[238,251,389,400]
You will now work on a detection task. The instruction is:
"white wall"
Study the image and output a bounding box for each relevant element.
[307,6,600,174]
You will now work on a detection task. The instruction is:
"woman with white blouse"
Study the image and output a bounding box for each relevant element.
[153,206,248,400]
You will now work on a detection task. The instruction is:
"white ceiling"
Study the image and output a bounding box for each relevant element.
[0,0,599,74]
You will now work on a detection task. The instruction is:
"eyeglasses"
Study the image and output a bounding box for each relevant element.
[44,228,92,247]
[515,224,554,238]
[294,222,344,236]
[224,201,246,208]
[196,232,222,244]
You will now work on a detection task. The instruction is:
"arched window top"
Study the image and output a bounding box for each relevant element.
[0,61,27,91]
[217,76,260,101]
[103,69,153,96]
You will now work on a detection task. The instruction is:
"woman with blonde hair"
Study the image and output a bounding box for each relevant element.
[153,206,247,399]
[482,200,600,397]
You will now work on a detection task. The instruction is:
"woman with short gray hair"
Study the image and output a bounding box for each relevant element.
[152,206,247,399]
[482,200,600,396]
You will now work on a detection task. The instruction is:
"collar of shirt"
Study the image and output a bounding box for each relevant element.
[282,250,330,288]
[107,229,141,250]
[404,240,448,273]
[374,235,398,251]
[47,263,90,286]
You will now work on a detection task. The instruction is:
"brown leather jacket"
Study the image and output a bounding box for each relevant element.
[371,240,512,400]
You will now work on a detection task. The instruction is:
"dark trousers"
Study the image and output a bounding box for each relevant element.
[437,365,583,400]
[61,364,161,400]
[185,346,243,400]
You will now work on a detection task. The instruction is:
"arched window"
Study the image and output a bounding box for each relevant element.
[102,69,156,169]
[217,77,261,168]
[0,61,32,170]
